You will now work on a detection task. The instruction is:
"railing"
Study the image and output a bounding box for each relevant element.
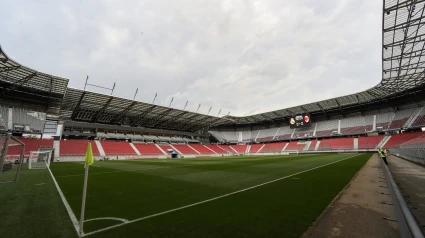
[380,156,424,238]
[392,143,425,165]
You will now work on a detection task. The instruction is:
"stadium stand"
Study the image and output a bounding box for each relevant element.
[315,119,338,137]
[6,138,53,156]
[403,134,425,145]
[388,108,417,129]
[376,112,394,130]
[363,115,374,132]
[0,106,8,130]
[411,108,425,127]
[260,142,287,153]
[284,141,305,151]
[100,141,136,155]
[384,131,425,148]
[159,144,175,154]
[319,138,353,150]
[188,144,213,154]
[293,126,315,138]
[220,131,238,143]
[249,144,264,153]
[217,144,236,153]
[171,144,198,154]
[230,145,248,153]
[340,116,366,135]
[274,126,293,140]
[257,128,279,142]
[133,143,164,155]
[60,140,100,156]
[10,107,46,133]
[250,130,260,141]
[241,131,251,142]
[205,144,228,154]
[358,135,384,149]
[308,140,318,151]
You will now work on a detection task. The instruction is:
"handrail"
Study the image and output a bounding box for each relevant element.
[380,156,424,238]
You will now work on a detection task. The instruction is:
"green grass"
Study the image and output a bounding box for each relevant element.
[0,165,77,238]
[0,153,371,238]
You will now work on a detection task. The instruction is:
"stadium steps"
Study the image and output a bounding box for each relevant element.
[94,141,106,156]
[203,145,217,154]
[353,138,358,150]
[376,135,391,149]
[186,144,201,154]
[282,143,289,151]
[155,144,168,155]
[406,107,424,127]
[246,144,251,153]
[129,143,141,155]
[169,144,183,154]
[257,144,266,153]
[273,128,280,140]
[53,140,60,158]
[314,140,321,151]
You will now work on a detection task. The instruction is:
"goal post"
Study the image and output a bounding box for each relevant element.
[28,151,52,169]
[0,134,25,183]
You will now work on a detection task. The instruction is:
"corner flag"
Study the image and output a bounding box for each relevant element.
[80,142,94,236]
[84,142,94,168]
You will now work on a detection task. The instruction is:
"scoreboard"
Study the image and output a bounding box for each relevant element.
[289,113,311,129]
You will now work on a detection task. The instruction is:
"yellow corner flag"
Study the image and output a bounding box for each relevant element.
[84,142,94,168]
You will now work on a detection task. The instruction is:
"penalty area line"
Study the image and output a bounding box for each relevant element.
[82,153,364,237]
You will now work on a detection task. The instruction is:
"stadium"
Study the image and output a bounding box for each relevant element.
[1,0,425,237]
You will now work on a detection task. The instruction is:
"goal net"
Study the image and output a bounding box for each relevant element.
[28,151,52,169]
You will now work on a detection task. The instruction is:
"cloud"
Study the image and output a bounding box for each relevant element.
[0,0,382,116]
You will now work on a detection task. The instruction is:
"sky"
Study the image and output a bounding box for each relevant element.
[0,0,382,117]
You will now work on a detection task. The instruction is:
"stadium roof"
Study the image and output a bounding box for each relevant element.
[0,45,69,114]
[1,0,425,133]
[59,88,234,132]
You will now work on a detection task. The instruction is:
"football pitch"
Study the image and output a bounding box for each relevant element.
[0,153,371,238]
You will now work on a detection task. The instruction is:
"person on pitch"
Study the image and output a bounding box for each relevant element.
[378,148,388,165]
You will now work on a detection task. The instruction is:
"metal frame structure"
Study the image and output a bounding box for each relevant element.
[0,45,68,115]
[1,0,424,133]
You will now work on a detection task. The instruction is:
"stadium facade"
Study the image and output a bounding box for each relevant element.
[0,0,424,161]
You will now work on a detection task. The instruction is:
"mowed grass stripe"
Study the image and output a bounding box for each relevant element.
[86,153,371,238]
[50,153,368,237]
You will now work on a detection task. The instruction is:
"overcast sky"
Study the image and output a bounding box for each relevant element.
[0,0,382,117]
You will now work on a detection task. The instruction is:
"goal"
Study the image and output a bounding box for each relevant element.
[28,151,52,169]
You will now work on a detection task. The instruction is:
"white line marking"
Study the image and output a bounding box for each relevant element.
[47,166,80,234]
[34,183,46,186]
[82,153,364,237]
[85,217,129,223]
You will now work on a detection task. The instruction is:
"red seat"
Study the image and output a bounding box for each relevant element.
[172,144,198,154]
[412,115,425,127]
[204,145,229,154]
[188,144,214,154]
[319,138,353,150]
[358,136,384,149]
[134,143,164,155]
[230,145,247,153]
[384,132,425,148]
[7,138,53,156]
[101,141,136,155]
[249,144,264,153]
[284,141,305,151]
[261,142,287,153]
[60,140,100,156]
